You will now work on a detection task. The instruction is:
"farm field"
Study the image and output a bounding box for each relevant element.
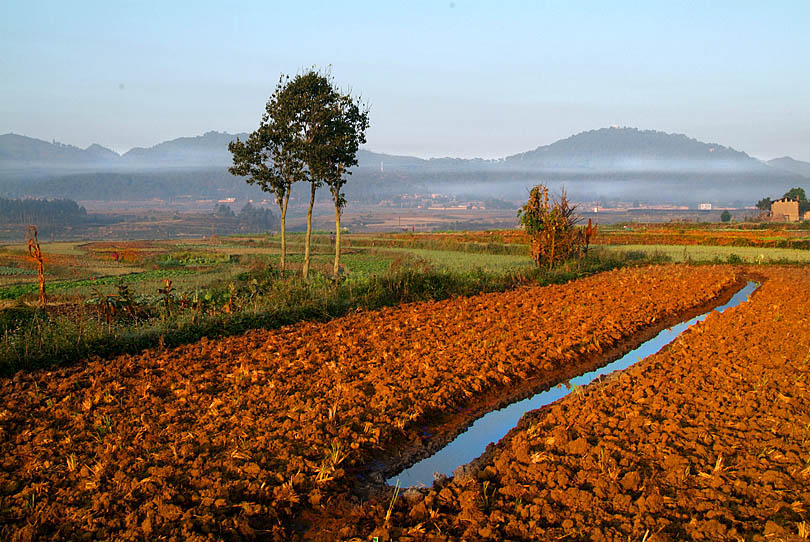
[0,264,755,540]
[0,235,526,302]
[599,244,810,264]
[0,226,808,541]
[351,266,810,541]
[2,223,806,305]
[594,223,810,249]
[382,223,810,264]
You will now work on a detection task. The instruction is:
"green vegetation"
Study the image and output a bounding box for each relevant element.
[756,197,772,211]
[519,185,596,269]
[0,197,87,229]
[0,266,34,276]
[0,268,199,300]
[384,248,533,273]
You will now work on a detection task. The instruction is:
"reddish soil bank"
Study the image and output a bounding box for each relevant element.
[0,266,740,541]
[346,267,810,541]
[593,228,810,249]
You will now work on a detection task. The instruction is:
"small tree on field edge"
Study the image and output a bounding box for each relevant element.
[518,185,595,269]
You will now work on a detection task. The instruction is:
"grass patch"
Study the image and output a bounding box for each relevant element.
[383,247,533,272]
[0,268,199,300]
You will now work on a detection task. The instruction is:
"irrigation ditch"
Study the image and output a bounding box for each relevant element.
[368,276,759,495]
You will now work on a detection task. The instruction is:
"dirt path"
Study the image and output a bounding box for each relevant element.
[1,265,744,540]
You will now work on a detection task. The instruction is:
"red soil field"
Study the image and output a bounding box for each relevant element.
[388,225,810,250]
[593,227,810,249]
[388,230,530,246]
[2,265,788,541]
[344,267,810,541]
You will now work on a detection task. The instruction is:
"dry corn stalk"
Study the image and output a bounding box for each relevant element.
[27,226,46,307]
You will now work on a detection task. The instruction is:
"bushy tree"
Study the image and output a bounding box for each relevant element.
[720,210,732,222]
[518,185,595,269]
[319,89,369,275]
[214,204,235,217]
[238,203,278,232]
[231,68,369,277]
[782,187,809,214]
[756,197,772,211]
[783,187,807,201]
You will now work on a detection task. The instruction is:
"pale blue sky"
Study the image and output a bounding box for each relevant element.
[2,1,809,160]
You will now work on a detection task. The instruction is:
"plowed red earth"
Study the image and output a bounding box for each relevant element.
[0,265,775,541]
[346,267,810,541]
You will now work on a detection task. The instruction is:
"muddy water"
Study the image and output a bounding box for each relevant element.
[389,281,758,488]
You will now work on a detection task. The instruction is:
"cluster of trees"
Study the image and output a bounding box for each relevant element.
[229,69,369,277]
[0,197,87,226]
[214,203,279,233]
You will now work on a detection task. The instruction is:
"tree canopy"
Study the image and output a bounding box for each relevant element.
[756,197,772,211]
[783,187,807,201]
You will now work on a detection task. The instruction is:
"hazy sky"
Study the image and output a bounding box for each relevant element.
[2,1,809,160]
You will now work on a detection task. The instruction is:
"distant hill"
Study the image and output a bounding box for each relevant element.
[0,131,246,171]
[122,131,248,167]
[505,127,766,172]
[1,127,806,206]
[0,133,119,168]
[767,156,810,178]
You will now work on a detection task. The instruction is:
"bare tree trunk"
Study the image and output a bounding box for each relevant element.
[302,182,316,279]
[333,203,342,275]
[279,191,290,272]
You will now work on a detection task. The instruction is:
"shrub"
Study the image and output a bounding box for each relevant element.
[518,185,595,269]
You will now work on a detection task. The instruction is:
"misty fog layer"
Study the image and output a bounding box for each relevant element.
[1,127,807,208]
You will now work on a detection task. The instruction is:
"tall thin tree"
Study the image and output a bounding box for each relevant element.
[321,91,370,275]
[228,76,305,272]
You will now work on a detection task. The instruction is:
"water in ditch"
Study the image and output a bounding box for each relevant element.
[388,281,758,487]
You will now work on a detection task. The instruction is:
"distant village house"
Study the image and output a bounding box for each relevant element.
[769,197,800,222]
[768,197,810,222]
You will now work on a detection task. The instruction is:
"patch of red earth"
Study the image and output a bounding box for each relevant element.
[347,267,810,541]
